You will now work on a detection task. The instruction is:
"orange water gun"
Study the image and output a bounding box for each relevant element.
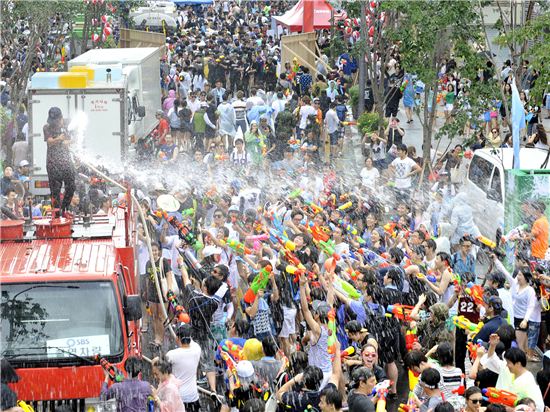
[340,346,356,358]
[464,282,485,306]
[383,222,398,238]
[405,328,418,351]
[482,387,518,407]
[307,222,330,242]
[219,348,240,388]
[223,238,253,255]
[386,304,415,322]
[95,355,125,382]
[243,265,273,304]
[327,308,337,355]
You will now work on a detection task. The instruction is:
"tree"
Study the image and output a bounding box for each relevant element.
[495,5,550,105]
[384,0,500,164]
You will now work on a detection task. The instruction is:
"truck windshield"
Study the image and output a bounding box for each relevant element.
[1,282,123,363]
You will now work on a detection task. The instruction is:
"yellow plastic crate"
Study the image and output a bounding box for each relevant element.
[58,72,88,88]
[69,65,95,82]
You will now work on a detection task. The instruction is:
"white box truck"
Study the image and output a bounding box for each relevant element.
[28,47,161,195]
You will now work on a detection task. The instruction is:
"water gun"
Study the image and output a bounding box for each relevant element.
[181,208,195,217]
[243,265,273,304]
[383,222,398,238]
[316,239,340,260]
[308,222,330,242]
[387,304,415,322]
[451,271,461,288]
[337,201,353,211]
[338,219,358,235]
[341,121,357,126]
[327,308,337,355]
[467,339,482,360]
[155,210,203,250]
[219,348,240,389]
[333,276,361,300]
[95,355,125,382]
[341,346,356,358]
[464,282,485,306]
[416,273,437,283]
[286,264,317,284]
[361,248,391,269]
[269,229,296,251]
[475,235,506,259]
[540,285,550,311]
[288,139,301,150]
[482,387,518,407]
[345,267,359,281]
[246,233,269,250]
[405,328,418,351]
[223,238,253,255]
[166,290,190,324]
[372,380,391,412]
[220,340,244,362]
[452,315,484,334]
[303,200,323,214]
[501,224,528,243]
[400,78,409,92]
[287,188,302,200]
[214,153,229,161]
[398,391,417,412]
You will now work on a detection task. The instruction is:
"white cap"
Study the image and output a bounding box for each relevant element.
[203,245,222,258]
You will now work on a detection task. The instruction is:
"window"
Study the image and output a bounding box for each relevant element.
[468,155,493,192]
[1,282,123,365]
[489,167,502,202]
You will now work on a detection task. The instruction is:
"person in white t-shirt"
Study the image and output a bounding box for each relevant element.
[360,157,380,191]
[389,144,421,202]
[166,324,202,412]
[296,96,317,139]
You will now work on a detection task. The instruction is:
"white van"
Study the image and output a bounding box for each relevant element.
[462,147,550,240]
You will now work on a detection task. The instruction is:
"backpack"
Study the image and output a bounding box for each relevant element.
[335,104,347,121]
[167,74,177,91]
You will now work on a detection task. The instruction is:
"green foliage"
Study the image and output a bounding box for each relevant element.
[358,112,387,134]
[495,10,550,104]
[349,85,360,110]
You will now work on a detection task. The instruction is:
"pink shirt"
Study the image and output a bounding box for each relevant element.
[158,375,186,412]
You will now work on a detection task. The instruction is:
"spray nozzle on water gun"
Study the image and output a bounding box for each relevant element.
[95,355,125,382]
[482,387,518,407]
[452,315,483,334]
[166,290,190,324]
[386,304,416,322]
[165,215,203,250]
[223,238,253,255]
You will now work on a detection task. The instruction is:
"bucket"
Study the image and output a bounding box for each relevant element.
[0,220,25,241]
[35,218,72,239]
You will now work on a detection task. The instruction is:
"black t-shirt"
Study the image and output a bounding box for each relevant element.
[386,128,404,151]
[183,284,219,342]
[348,390,376,412]
[281,383,337,412]
[43,122,71,163]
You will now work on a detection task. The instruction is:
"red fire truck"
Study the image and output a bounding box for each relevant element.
[1,197,142,411]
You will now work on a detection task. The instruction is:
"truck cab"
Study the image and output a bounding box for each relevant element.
[1,204,142,409]
[462,147,550,239]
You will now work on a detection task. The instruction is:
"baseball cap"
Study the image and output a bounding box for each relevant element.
[228,205,240,213]
[203,245,222,258]
[18,160,29,167]
[236,360,254,378]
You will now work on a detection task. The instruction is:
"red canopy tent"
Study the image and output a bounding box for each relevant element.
[274,0,344,32]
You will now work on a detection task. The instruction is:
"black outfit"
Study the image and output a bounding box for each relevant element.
[473,315,507,344]
[43,122,76,215]
[384,87,402,118]
[348,390,376,412]
[281,383,337,412]
[386,127,404,152]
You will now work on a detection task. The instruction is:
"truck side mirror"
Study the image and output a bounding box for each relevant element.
[137,106,146,118]
[124,294,142,321]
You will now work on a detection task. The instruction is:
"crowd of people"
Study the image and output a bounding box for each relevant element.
[1,1,550,412]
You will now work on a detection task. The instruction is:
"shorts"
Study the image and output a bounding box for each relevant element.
[279,306,297,338]
[329,131,339,145]
[197,337,216,373]
[385,106,399,118]
[183,401,200,412]
[170,126,182,132]
[513,317,528,331]
[147,279,162,303]
[528,321,541,349]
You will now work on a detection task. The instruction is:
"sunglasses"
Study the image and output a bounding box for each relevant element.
[469,399,482,404]
[214,214,223,218]
[363,353,376,358]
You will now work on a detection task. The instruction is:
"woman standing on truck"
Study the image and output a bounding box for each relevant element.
[43,106,76,219]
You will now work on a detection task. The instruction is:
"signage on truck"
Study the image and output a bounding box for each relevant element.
[90,98,109,112]
[47,334,110,358]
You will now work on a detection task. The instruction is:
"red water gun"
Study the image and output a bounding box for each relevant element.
[95,355,125,382]
[383,222,398,238]
[467,340,482,360]
[405,328,418,351]
[307,222,330,242]
[386,304,415,322]
[166,290,190,324]
[482,387,518,407]
[465,282,485,306]
[341,346,356,358]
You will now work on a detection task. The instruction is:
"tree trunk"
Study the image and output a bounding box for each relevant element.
[357,1,368,117]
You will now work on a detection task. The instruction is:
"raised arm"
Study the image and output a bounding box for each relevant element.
[299,273,321,337]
